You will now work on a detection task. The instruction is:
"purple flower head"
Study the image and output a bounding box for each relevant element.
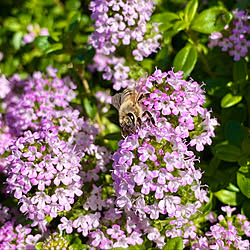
[5,130,84,229]
[0,115,12,172]
[1,71,112,238]
[111,69,218,247]
[193,205,250,249]
[88,0,162,90]
[3,72,76,136]
[208,9,249,61]
[0,209,41,249]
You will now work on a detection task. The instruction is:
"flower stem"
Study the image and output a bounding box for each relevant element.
[76,65,105,136]
[187,31,216,78]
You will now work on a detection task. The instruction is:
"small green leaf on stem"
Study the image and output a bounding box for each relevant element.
[221,93,242,108]
[191,7,233,34]
[184,0,199,25]
[173,43,197,79]
[213,144,242,162]
[163,237,183,250]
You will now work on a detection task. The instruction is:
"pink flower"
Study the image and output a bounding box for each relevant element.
[138,143,157,162]
[107,225,124,239]
[23,146,43,161]
[0,75,11,99]
[58,217,73,234]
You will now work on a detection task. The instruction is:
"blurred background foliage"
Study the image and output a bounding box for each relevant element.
[0,0,249,219]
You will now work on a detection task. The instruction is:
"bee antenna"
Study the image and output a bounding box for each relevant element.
[135,73,148,103]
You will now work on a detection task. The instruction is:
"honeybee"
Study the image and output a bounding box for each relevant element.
[112,74,155,138]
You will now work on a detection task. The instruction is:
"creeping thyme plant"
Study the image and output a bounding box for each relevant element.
[0,0,249,249]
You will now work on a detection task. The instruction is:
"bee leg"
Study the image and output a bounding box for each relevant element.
[137,94,144,103]
[142,110,156,126]
[121,130,126,138]
[137,117,142,128]
[121,127,127,138]
[137,93,150,103]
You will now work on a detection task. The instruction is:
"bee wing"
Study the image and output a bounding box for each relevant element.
[111,93,122,110]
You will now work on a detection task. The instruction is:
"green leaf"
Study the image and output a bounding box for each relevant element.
[158,22,174,32]
[12,31,23,50]
[237,167,250,198]
[45,43,63,54]
[83,97,97,120]
[201,192,213,215]
[140,59,154,73]
[233,60,248,83]
[172,20,188,33]
[213,144,242,162]
[66,0,81,10]
[35,242,43,250]
[66,13,81,40]
[156,45,170,69]
[163,20,187,38]
[33,36,50,51]
[221,93,242,108]
[163,237,183,250]
[227,183,240,192]
[191,7,233,34]
[70,243,90,250]
[214,189,237,206]
[242,199,250,218]
[184,0,199,24]
[173,43,198,79]
[151,12,180,23]
[72,45,95,64]
[4,17,22,31]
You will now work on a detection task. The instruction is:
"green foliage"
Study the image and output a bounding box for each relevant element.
[173,43,197,79]
[184,0,198,25]
[214,189,238,206]
[162,237,183,250]
[237,166,250,198]
[191,7,233,34]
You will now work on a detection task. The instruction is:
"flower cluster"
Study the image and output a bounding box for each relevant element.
[0,114,12,173]
[0,74,11,99]
[58,186,151,249]
[23,24,49,44]
[88,209,146,249]
[6,129,84,231]
[2,70,111,235]
[4,66,76,137]
[111,69,218,247]
[0,74,12,172]
[208,9,250,61]
[0,204,41,249]
[88,0,162,90]
[193,206,250,249]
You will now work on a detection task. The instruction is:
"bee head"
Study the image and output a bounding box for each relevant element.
[127,112,136,127]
